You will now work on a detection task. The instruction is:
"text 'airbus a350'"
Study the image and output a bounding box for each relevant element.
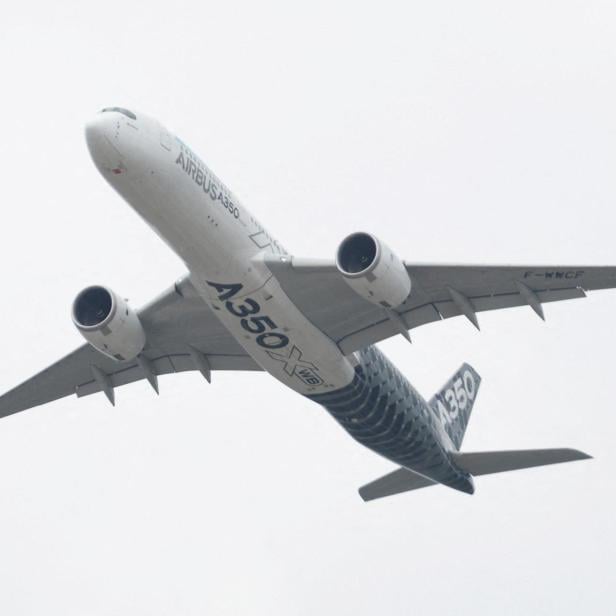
[2,107,613,500]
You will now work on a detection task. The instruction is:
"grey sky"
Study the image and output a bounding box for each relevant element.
[1,1,615,614]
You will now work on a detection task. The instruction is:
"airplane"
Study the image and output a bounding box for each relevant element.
[1,106,613,501]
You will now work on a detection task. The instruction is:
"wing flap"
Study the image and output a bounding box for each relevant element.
[337,304,440,355]
[434,286,586,320]
[74,352,261,399]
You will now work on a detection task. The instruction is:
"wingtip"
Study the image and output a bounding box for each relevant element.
[573,449,593,461]
[554,448,593,462]
[358,488,374,502]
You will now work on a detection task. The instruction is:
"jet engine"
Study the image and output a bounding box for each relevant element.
[336,232,411,308]
[72,285,146,361]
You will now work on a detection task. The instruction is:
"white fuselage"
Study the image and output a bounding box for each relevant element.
[85,108,355,395]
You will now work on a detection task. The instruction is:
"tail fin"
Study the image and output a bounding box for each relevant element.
[429,363,481,449]
[450,448,591,476]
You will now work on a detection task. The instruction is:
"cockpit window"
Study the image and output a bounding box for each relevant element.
[101,107,136,120]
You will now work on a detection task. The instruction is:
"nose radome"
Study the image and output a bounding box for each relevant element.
[85,112,125,174]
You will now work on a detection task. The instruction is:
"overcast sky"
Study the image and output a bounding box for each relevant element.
[1,1,615,614]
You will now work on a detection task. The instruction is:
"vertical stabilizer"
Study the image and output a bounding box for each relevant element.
[429,363,481,449]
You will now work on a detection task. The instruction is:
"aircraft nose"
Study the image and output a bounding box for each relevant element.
[85,111,125,175]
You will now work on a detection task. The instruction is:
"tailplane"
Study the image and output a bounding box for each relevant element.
[450,448,591,476]
[359,467,437,501]
[359,448,591,501]
[429,363,481,449]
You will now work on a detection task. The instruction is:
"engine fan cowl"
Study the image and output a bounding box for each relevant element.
[336,232,411,308]
[72,286,146,361]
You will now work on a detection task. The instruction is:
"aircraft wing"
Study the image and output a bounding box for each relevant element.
[265,257,616,354]
[0,276,261,419]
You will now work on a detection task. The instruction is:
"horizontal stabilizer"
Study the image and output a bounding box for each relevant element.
[359,468,436,501]
[450,448,591,475]
[359,448,591,501]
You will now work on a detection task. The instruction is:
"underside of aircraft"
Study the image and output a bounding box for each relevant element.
[0,107,611,499]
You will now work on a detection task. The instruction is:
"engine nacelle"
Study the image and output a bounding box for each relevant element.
[72,286,146,362]
[336,232,411,308]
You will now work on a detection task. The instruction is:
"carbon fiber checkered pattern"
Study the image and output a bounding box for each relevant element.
[308,346,474,493]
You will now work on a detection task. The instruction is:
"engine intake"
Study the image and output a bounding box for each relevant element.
[336,232,411,308]
[337,232,379,274]
[73,286,113,326]
[72,286,146,361]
